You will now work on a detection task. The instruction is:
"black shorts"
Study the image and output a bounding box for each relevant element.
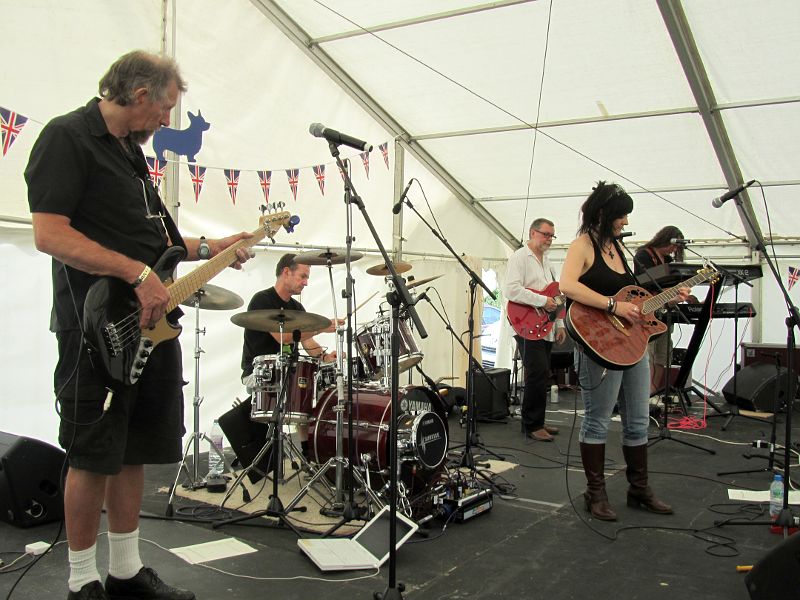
[55,330,186,475]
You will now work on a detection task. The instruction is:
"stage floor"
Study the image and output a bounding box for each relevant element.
[2,388,798,600]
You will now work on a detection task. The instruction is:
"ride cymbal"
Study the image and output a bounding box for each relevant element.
[180,284,244,310]
[231,309,331,333]
[294,248,364,266]
[366,261,412,276]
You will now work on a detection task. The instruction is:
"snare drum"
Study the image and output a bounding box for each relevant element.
[251,354,318,424]
[355,316,423,379]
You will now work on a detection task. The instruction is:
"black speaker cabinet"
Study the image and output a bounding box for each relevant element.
[217,398,274,484]
[470,367,510,421]
[745,533,800,599]
[722,363,796,412]
[0,431,65,528]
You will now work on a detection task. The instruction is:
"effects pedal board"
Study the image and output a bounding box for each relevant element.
[442,488,493,523]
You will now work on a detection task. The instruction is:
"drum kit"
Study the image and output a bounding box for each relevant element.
[217,249,450,523]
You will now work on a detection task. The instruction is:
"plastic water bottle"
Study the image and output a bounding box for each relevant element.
[550,384,559,404]
[769,474,784,521]
[207,420,225,477]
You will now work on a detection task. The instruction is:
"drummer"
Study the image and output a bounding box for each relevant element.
[241,252,341,457]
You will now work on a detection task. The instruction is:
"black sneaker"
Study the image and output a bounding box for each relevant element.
[67,581,109,600]
[105,567,195,600]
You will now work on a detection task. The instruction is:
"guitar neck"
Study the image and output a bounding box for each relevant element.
[642,270,713,314]
[165,215,285,312]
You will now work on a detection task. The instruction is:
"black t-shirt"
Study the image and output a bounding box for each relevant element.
[240,287,305,377]
[633,247,673,275]
[25,98,179,331]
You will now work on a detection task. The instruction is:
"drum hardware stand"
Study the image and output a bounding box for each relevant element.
[213,329,306,535]
[714,186,800,535]
[166,292,231,516]
[317,141,426,600]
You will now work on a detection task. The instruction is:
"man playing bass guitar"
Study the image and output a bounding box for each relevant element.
[503,218,566,442]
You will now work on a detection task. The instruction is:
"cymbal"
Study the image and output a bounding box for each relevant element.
[294,248,364,266]
[180,284,244,311]
[366,261,412,276]
[231,309,330,333]
[407,274,442,289]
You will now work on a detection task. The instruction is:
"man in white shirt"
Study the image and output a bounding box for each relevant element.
[503,218,566,441]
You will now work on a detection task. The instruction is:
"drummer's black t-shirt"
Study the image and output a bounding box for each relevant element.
[240,287,305,377]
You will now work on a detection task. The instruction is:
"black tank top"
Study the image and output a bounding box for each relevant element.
[578,236,636,297]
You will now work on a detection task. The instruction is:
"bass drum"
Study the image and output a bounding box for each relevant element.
[310,387,448,496]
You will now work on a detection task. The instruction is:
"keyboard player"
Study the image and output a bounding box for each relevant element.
[633,226,699,394]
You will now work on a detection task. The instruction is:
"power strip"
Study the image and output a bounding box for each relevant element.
[25,541,51,556]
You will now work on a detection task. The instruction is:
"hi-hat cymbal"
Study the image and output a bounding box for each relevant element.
[366,261,412,276]
[180,284,244,310]
[294,248,364,266]
[407,274,442,289]
[231,309,331,333]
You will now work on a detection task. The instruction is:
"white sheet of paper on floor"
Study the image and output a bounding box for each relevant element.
[727,489,800,503]
[170,538,258,564]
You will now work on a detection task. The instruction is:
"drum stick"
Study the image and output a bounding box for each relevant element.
[350,291,379,316]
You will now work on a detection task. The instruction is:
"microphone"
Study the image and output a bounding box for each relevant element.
[670,238,693,245]
[392,180,413,214]
[615,231,635,240]
[415,287,433,304]
[309,123,373,152]
[712,179,756,208]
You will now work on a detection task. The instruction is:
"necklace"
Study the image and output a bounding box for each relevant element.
[604,244,615,260]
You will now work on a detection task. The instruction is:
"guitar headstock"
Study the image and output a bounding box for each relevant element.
[259,211,293,238]
[698,266,721,285]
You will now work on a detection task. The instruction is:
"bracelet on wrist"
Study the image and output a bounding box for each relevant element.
[132,265,151,288]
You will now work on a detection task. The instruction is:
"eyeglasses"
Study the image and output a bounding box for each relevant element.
[534,229,557,240]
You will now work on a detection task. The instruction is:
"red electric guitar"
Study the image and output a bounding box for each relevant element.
[564,267,718,370]
[506,281,566,340]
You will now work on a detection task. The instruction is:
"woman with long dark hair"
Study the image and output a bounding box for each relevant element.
[559,182,688,521]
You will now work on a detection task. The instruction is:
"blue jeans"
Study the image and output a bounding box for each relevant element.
[573,347,650,446]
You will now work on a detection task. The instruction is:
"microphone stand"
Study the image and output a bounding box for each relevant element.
[397,195,500,470]
[715,193,800,535]
[320,141,426,600]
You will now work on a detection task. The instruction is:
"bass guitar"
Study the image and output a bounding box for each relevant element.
[83,211,293,385]
[506,281,566,340]
[564,267,718,370]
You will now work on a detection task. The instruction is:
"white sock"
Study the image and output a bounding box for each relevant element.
[107,528,143,580]
[68,544,100,593]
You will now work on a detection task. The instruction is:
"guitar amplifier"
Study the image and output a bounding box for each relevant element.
[470,368,510,421]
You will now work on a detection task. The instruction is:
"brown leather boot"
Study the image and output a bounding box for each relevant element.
[579,442,617,521]
[622,444,673,514]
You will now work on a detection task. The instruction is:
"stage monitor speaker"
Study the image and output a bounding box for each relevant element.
[745,533,800,599]
[470,368,510,421]
[721,363,795,412]
[0,431,65,528]
[217,398,274,485]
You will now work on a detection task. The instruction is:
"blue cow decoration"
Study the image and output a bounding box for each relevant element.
[152,110,210,162]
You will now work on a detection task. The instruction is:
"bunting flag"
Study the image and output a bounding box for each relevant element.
[145,156,167,189]
[313,164,326,196]
[187,164,207,202]
[286,168,300,201]
[257,170,272,204]
[1,107,28,157]
[360,151,370,179]
[224,168,240,205]
[379,142,389,169]
[789,266,800,291]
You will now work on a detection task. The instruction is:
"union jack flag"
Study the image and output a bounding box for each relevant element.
[286,168,300,201]
[789,266,800,291]
[187,164,206,203]
[257,170,272,204]
[313,164,326,196]
[379,142,389,169]
[360,151,370,179]
[145,156,166,189]
[1,107,28,157]
[224,168,240,205]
